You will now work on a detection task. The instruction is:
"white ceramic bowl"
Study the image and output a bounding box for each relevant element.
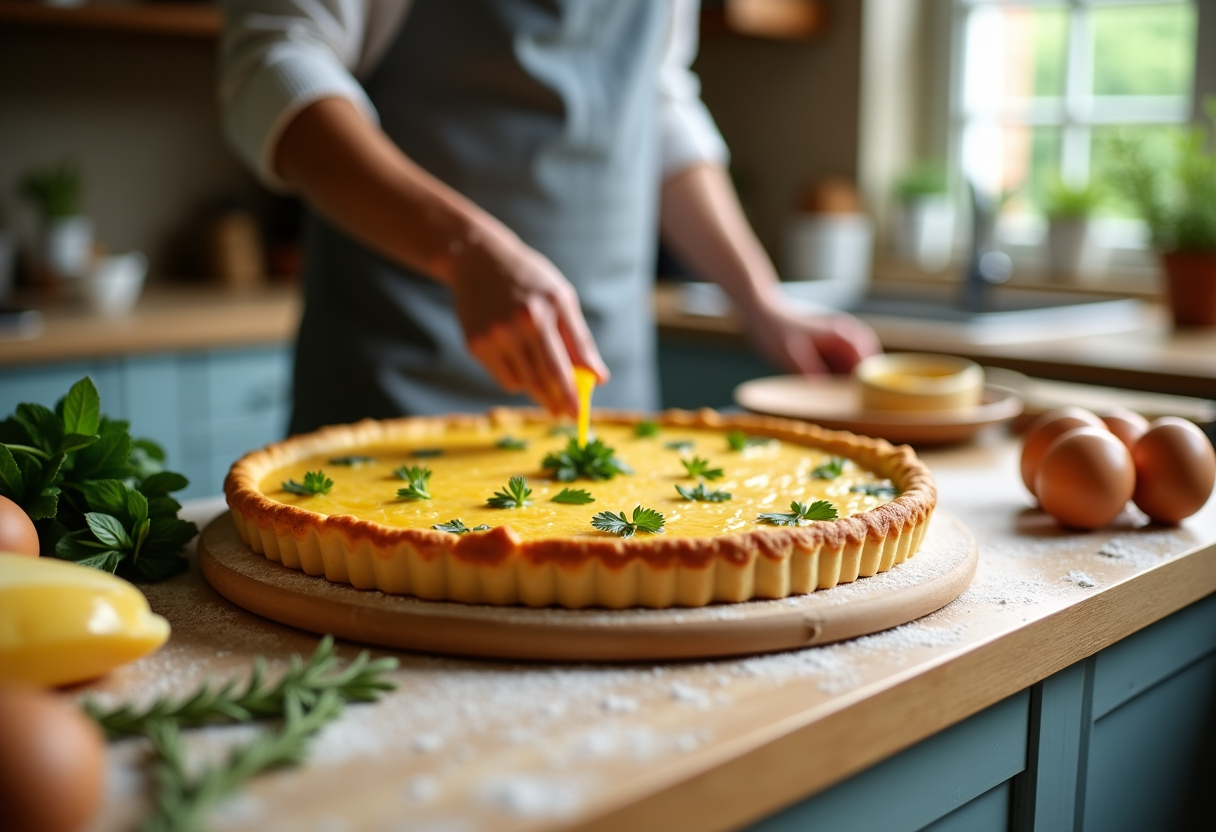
[856,352,985,412]
[83,251,146,317]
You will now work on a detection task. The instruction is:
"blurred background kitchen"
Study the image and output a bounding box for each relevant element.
[2,0,1214,498]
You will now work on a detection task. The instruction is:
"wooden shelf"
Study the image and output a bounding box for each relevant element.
[0,2,221,38]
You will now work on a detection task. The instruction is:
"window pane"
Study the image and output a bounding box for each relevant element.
[1092,3,1196,98]
[962,4,1067,114]
[1009,125,1063,217]
[1090,124,1184,220]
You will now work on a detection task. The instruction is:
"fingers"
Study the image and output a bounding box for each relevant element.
[554,287,611,384]
[469,303,582,416]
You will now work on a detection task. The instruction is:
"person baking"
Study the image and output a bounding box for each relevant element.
[218,0,881,435]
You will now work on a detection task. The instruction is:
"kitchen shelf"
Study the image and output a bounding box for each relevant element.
[0,1,221,38]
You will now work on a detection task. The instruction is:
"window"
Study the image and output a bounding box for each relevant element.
[951,0,1198,256]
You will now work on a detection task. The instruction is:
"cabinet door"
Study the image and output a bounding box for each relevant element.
[0,363,123,416]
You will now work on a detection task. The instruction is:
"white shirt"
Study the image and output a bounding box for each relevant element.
[217,0,729,193]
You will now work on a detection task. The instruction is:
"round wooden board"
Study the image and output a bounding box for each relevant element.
[198,511,977,662]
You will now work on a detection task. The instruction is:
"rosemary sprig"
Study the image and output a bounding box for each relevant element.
[140,689,344,832]
[282,470,333,496]
[496,436,528,451]
[433,519,492,534]
[591,506,666,538]
[675,482,732,503]
[634,421,660,438]
[542,438,630,482]
[810,457,845,480]
[487,475,532,508]
[681,456,724,480]
[85,636,398,738]
[394,465,432,500]
[757,500,839,526]
[551,487,595,505]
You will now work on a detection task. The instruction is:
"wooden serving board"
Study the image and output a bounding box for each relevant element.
[198,511,977,662]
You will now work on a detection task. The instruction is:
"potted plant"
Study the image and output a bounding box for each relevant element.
[893,162,953,272]
[1042,174,1106,282]
[1110,100,1216,327]
[18,160,92,284]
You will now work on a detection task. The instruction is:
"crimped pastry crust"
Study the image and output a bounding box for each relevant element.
[224,409,936,609]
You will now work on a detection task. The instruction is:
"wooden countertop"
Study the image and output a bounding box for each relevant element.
[655,283,1216,400]
[81,433,1216,832]
[0,284,301,367]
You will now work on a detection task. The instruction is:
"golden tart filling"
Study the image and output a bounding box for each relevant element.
[225,409,936,609]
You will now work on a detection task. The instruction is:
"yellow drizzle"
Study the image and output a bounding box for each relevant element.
[574,366,596,448]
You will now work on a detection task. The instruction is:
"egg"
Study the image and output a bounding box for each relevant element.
[1020,407,1107,497]
[0,494,40,557]
[1131,417,1216,524]
[1101,408,1150,451]
[0,685,105,832]
[1036,427,1136,530]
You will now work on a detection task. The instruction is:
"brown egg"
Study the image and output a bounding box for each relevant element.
[0,494,40,557]
[1020,407,1107,497]
[1101,408,1150,450]
[1036,427,1136,530]
[1131,417,1216,524]
[0,685,105,832]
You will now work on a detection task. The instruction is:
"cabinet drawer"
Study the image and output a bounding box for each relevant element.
[181,347,291,429]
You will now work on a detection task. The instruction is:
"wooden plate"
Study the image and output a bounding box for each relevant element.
[198,511,977,662]
[735,375,1023,445]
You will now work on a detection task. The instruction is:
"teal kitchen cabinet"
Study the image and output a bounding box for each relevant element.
[747,591,1216,832]
[0,345,292,499]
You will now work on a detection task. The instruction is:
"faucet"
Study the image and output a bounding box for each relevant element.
[959,179,1012,313]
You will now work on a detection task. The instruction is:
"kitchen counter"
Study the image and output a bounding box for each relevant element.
[81,433,1216,832]
[655,283,1216,400]
[0,284,300,368]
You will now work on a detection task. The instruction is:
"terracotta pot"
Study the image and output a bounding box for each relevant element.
[1160,251,1216,327]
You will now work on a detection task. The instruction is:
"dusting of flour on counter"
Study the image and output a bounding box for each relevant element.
[477,774,590,818]
[1066,570,1096,588]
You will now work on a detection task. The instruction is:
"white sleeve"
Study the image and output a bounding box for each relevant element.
[657,0,730,178]
[217,0,379,193]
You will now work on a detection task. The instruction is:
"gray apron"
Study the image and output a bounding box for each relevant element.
[290,0,665,435]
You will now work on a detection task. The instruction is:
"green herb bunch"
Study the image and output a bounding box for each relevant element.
[1109,98,1216,253]
[542,438,631,482]
[0,377,197,581]
[1043,173,1104,220]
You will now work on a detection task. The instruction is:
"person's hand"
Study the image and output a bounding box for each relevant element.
[448,230,609,416]
[742,299,881,375]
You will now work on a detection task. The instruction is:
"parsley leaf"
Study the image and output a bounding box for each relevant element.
[810,457,845,480]
[487,475,532,508]
[282,470,333,496]
[552,487,595,505]
[542,438,631,482]
[591,506,666,538]
[411,448,443,458]
[548,424,578,438]
[681,456,724,480]
[665,440,695,452]
[727,430,775,452]
[851,483,899,498]
[634,421,660,438]
[496,436,528,451]
[433,519,491,534]
[328,455,375,466]
[757,500,839,526]
[675,482,732,502]
[394,465,432,500]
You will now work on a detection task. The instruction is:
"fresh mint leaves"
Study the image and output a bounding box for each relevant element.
[0,376,197,581]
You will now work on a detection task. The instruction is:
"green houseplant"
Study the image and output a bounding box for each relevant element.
[1109,101,1216,326]
[1042,175,1106,282]
[18,160,93,282]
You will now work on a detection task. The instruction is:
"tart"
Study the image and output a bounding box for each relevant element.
[224,409,936,609]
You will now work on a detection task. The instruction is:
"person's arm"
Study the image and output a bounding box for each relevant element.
[659,162,880,374]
